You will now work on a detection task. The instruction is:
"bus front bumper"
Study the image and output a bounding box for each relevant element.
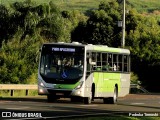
[38,86,83,97]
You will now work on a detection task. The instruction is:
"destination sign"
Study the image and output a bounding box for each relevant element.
[52,47,75,52]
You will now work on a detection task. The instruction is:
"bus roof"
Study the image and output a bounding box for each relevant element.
[86,44,130,54]
[42,42,130,54]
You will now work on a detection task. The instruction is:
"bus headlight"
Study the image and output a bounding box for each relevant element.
[39,88,44,93]
[40,82,45,87]
[75,81,84,89]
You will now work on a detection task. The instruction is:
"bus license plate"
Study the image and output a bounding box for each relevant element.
[56,93,64,95]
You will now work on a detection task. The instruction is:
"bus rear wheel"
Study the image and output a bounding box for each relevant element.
[103,87,118,104]
[110,87,118,104]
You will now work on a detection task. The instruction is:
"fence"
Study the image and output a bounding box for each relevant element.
[0,84,38,96]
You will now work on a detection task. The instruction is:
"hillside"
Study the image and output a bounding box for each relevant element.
[1,0,160,13]
[128,0,160,13]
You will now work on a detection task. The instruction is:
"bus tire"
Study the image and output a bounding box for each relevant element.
[110,86,118,104]
[84,97,91,104]
[103,87,118,104]
[91,83,95,101]
[71,97,83,102]
[84,92,92,104]
[103,98,109,104]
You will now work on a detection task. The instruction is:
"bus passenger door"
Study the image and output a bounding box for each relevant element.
[84,52,94,97]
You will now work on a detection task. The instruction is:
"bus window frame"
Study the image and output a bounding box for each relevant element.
[89,51,130,73]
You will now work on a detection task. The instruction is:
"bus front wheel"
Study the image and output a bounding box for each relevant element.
[84,97,91,104]
[84,92,92,104]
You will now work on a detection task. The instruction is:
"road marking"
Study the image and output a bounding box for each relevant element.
[0,101,12,103]
[131,103,144,105]
[79,104,98,107]
[6,107,30,110]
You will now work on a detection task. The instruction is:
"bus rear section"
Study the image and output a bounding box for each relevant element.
[83,47,130,104]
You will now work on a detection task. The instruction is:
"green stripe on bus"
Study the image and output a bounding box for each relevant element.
[53,82,79,90]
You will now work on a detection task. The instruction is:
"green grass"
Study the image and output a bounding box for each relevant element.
[128,0,160,13]
[1,0,160,13]
[1,0,102,12]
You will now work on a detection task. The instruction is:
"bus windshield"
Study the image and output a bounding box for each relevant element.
[40,44,84,84]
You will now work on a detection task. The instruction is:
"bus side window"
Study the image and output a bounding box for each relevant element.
[87,52,92,72]
[92,52,96,63]
[124,55,129,72]
[108,53,113,71]
[118,55,123,72]
[97,52,102,71]
[113,54,118,71]
[102,53,108,71]
[87,58,91,72]
[91,52,96,71]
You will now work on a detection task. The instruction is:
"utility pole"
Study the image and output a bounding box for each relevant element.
[121,0,125,48]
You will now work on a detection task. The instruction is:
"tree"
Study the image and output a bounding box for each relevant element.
[0,0,86,84]
[9,0,66,42]
[126,15,160,92]
[62,10,88,42]
[125,9,138,34]
[0,5,19,46]
[0,1,56,83]
[72,1,122,47]
[0,31,43,84]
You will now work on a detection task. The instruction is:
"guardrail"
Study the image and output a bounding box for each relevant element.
[130,84,149,94]
[0,84,38,96]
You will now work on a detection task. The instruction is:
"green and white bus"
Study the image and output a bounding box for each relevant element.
[38,42,131,104]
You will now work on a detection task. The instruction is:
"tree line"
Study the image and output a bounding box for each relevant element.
[0,0,160,92]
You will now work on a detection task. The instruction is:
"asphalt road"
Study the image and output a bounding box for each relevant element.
[0,94,160,119]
